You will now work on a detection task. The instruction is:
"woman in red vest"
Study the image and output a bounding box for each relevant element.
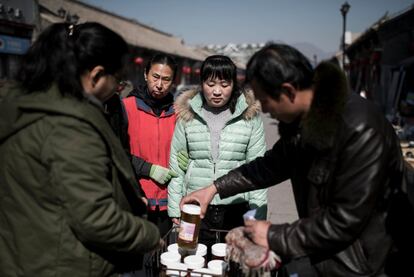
[123,54,186,236]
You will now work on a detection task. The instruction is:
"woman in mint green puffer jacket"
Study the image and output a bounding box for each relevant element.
[168,55,267,249]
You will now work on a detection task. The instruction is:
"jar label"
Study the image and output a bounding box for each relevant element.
[178,220,196,241]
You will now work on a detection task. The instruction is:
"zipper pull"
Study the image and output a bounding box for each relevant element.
[213,162,216,177]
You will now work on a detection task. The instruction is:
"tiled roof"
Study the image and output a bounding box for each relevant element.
[38,0,207,61]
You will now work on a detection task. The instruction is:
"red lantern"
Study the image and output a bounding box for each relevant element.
[194,68,200,75]
[134,56,144,65]
[370,51,381,63]
[182,66,191,74]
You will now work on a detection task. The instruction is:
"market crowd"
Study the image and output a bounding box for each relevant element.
[0,22,411,277]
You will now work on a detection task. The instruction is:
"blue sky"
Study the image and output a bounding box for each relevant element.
[82,0,414,53]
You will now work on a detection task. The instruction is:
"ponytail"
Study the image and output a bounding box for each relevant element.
[17,22,128,98]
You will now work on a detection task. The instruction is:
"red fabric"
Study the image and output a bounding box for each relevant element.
[123,96,176,211]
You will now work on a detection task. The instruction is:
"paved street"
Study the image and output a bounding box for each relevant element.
[261,114,316,277]
[261,113,299,224]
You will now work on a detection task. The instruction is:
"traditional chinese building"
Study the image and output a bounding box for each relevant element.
[346,4,414,120]
[38,0,211,87]
[0,0,37,84]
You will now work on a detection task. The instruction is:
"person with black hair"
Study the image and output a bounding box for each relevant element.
[168,55,267,253]
[0,22,160,276]
[180,44,406,276]
[122,53,187,237]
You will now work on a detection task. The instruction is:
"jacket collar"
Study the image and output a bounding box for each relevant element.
[129,85,175,117]
[279,62,349,151]
[135,97,175,117]
[174,87,261,122]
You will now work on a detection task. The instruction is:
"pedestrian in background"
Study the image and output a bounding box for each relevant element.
[123,53,187,237]
[0,22,160,276]
[180,43,405,276]
[168,55,267,253]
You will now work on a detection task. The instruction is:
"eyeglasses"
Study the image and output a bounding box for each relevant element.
[113,74,127,93]
[115,80,127,93]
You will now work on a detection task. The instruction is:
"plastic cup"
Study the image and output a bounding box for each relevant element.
[208,259,227,275]
[168,243,180,254]
[160,251,181,266]
[184,254,205,270]
[211,243,227,260]
[195,243,207,257]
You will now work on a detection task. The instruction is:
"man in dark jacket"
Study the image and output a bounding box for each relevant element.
[180,43,405,276]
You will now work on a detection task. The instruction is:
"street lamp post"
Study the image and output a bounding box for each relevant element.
[340,1,350,69]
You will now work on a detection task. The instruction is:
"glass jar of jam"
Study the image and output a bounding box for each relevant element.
[177,204,201,251]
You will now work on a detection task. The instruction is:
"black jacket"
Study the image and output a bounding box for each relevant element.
[214,62,404,276]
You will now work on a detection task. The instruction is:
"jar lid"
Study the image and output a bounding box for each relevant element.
[166,262,188,276]
[208,259,227,275]
[184,255,205,269]
[195,243,207,256]
[191,267,214,277]
[160,251,181,266]
[167,243,179,254]
[182,204,201,215]
[211,243,227,257]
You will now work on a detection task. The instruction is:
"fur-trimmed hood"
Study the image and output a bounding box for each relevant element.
[174,87,261,122]
[279,61,349,150]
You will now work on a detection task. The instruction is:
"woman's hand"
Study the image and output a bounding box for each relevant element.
[179,184,217,218]
[149,164,178,184]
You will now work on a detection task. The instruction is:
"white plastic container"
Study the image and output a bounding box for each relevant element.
[167,243,180,254]
[160,251,181,266]
[195,243,207,257]
[184,255,205,270]
[208,259,227,275]
[166,262,188,276]
[211,243,227,260]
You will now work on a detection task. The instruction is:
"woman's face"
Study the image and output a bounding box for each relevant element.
[81,66,122,103]
[97,74,122,102]
[145,63,174,99]
[202,77,233,108]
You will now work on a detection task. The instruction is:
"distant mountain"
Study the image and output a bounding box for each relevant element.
[291,42,336,64]
[200,41,336,68]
